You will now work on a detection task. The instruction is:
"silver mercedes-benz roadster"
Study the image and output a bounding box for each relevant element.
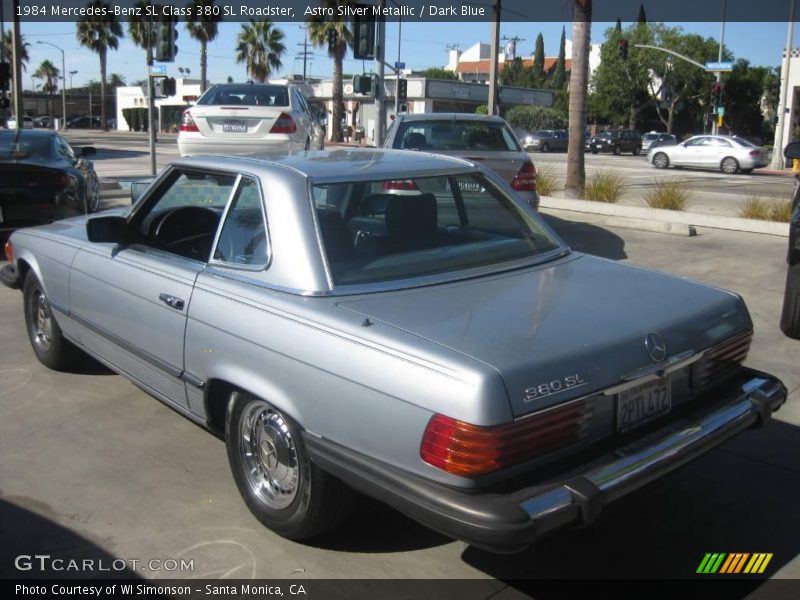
[0,149,786,553]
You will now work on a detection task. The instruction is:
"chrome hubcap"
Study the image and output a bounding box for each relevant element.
[239,401,299,509]
[723,159,736,173]
[30,289,53,351]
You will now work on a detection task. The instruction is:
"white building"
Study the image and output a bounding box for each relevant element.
[776,48,800,161]
[445,40,602,85]
[115,78,202,132]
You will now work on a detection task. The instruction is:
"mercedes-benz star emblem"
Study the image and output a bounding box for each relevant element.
[645,332,667,362]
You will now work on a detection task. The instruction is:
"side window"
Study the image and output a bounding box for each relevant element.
[55,136,75,160]
[135,170,236,261]
[213,178,269,267]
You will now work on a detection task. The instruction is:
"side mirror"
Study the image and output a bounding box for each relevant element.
[784,141,800,160]
[79,146,96,157]
[87,215,128,244]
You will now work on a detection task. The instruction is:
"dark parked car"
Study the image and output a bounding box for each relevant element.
[781,142,800,338]
[517,129,569,152]
[588,129,643,155]
[67,115,102,129]
[0,129,99,231]
[641,132,678,153]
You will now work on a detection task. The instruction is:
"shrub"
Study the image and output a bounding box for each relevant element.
[739,196,792,222]
[475,105,488,115]
[535,167,557,197]
[584,172,624,203]
[645,179,690,211]
[505,105,567,131]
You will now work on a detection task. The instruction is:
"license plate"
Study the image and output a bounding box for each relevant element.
[223,121,247,133]
[446,178,483,192]
[616,377,671,433]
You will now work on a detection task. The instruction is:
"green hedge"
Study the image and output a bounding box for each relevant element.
[122,107,149,132]
[505,105,567,131]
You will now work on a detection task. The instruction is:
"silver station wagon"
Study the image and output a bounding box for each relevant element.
[0,150,786,553]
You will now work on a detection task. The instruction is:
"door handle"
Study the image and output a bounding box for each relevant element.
[158,293,185,311]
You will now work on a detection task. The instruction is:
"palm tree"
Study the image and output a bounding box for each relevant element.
[108,73,127,88]
[234,20,285,84]
[76,1,123,132]
[306,1,355,143]
[186,0,222,92]
[565,0,592,198]
[127,0,152,53]
[34,59,60,118]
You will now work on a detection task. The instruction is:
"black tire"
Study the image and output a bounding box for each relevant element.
[653,152,670,169]
[225,391,356,540]
[86,177,100,213]
[541,143,549,153]
[613,145,621,156]
[23,272,80,370]
[721,156,739,174]
[591,148,598,154]
[633,145,641,156]
[780,264,800,339]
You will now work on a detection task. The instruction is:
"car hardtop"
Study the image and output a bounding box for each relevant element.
[171,148,480,183]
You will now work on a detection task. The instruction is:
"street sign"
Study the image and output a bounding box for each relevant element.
[705,61,733,72]
[149,65,167,76]
[717,106,726,116]
[395,61,405,70]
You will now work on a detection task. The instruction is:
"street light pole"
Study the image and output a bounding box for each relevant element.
[37,41,67,130]
[488,0,501,115]
[772,0,797,170]
[712,0,727,135]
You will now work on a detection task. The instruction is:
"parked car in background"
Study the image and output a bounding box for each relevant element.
[0,129,99,230]
[0,150,787,553]
[385,113,539,209]
[588,129,643,155]
[177,82,324,156]
[649,135,768,174]
[517,129,569,152]
[33,116,54,129]
[6,116,34,129]
[781,142,800,338]
[67,115,102,129]
[641,132,678,153]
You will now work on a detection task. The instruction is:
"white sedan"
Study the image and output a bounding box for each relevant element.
[648,134,768,174]
[177,83,325,157]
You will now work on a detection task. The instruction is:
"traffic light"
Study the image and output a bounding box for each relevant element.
[352,8,376,60]
[155,14,178,62]
[162,77,176,97]
[327,27,339,50]
[619,38,629,61]
[711,81,722,106]
[0,62,9,90]
[397,78,407,101]
[353,75,372,95]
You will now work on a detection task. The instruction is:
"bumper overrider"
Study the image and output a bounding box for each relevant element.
[0,263,19,289]
[305,368,786,553]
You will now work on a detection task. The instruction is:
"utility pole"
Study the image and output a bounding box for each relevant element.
[374,0,386,146]
[772,0,797,169]
[147,13,157,176]
[712,0,727,134]
[394,17,401,118]
[296,25,312,81]
[488,0,501,115]
[12,0,24,129]
[501,35,525,61]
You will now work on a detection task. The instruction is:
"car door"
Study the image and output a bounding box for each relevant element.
[295,89,323,149]
[703,137,733,169]
[55,135,96,212]
[672,137,706,167]
[68,168,238,410]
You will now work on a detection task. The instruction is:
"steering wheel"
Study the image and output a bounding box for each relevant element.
[152,206,220,253]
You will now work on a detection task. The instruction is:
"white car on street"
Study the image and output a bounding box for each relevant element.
[177,83,325,157]
[648,134,768,174]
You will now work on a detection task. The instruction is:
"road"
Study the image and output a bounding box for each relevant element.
[1,211,798,592]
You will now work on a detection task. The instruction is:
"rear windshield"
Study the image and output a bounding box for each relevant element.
[197,85,289,107]
[392,120,520,152]
[312,173,560,286]
[0,133,51,160]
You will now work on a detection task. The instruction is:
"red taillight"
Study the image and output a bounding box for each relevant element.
[511,160,537,192]
[179,110,199,132]
[749,150,761,156]
[269,112,297,134]
[4,240,13,263]
[420,401,592,477]
[382,179,418,191]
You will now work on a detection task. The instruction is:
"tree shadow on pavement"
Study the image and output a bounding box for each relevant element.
[541,214,628,261]
[460,419,800,593]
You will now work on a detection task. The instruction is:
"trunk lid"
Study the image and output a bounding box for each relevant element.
[337,254,750,418]
[189,106,286,139]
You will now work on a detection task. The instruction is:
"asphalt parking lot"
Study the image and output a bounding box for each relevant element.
[1,210,798,592]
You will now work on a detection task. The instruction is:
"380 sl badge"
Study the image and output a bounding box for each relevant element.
[523,374,588,403]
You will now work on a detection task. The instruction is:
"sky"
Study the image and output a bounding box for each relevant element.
[5,19,800,90]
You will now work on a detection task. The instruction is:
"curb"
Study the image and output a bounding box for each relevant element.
[539,196,790,238]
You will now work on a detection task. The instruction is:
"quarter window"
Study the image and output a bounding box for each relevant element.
[213,178,268,267]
